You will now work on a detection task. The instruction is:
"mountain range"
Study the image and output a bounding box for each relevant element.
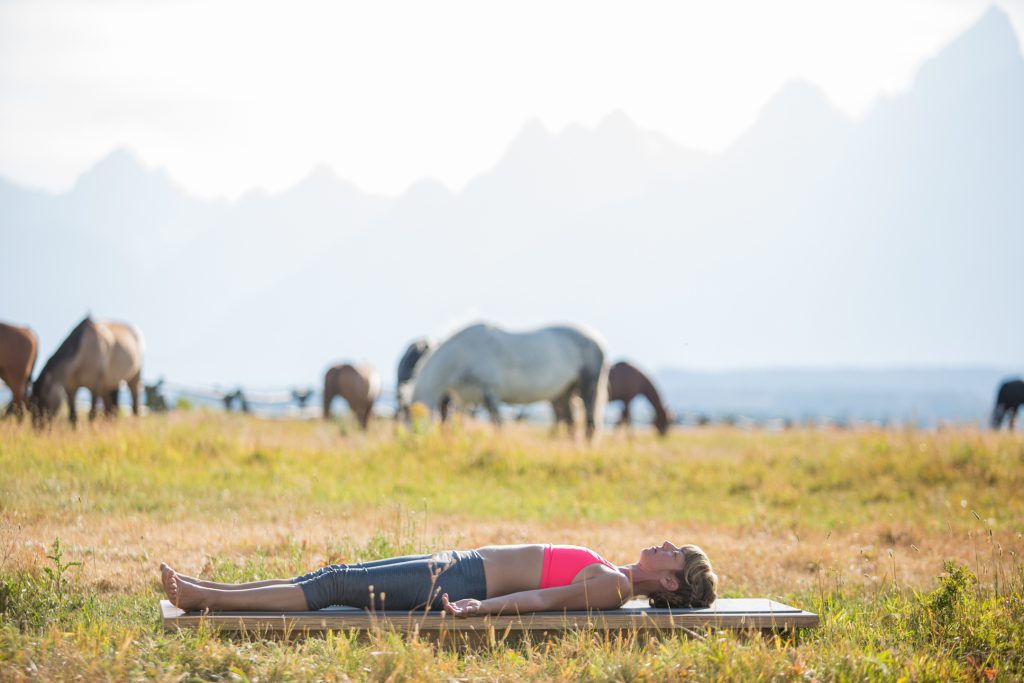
[1,6,1021,424]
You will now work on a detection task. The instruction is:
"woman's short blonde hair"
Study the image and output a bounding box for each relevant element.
[648,544,718,608]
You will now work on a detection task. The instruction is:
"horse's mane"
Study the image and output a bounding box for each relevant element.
[397,339,433,386]
[37,317,92,380]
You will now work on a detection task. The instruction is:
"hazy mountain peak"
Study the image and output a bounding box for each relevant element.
[597,109,639,134]
[290,162,340,190]
[72,148,162,191]
[913,5,1022,92]
[305,162,339,182]
[728,79,849,154]
[957,5,1019,59]
[402,177,453,201]
[512,118,553,146]
[761,79,843,121]
[281,161,371,200]
[66,147,189,205]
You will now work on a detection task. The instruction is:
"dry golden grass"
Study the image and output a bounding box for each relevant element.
[2,414,1020,596]
[1,413,1022,680]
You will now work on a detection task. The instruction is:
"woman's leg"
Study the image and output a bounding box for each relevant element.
[294,551,485,611]
[161,563,292,591]
[289,554,433,584]
[167,573,307,611]
[161,555,435,596]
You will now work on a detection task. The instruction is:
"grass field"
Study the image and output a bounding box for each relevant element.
[1,413,1022,681]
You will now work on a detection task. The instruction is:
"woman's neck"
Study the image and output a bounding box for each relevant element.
[618,563,663,597]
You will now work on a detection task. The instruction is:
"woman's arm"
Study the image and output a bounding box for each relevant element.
[443,571,631,617]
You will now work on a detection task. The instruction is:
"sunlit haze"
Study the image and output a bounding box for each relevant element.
[2,0,1022,197]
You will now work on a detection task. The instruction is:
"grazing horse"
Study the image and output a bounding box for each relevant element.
[992,379,1024,430]
[395,338,436,419]
[30,317,144,426]
[552,360,672,437]
[0,321,38,421]
[323,363,380,429]
[410,323,608,440]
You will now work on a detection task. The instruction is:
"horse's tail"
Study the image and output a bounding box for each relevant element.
[595,354,609,434]
[25,326,39,388]
[131,325,147,357]
[366,368,381,402]
[577,332,608,438]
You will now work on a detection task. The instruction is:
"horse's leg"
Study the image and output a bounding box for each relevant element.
[128,373,141,417]
[1010,407,1018,432]
[67,388,79,426]
[88,389,102,421]
[14,376,28,422]
[617,399,632,428]
[579,372,601,441]
[1,370,21,421]
[549,396,564,437]
[439,395,452,423]
[106,388,120,418]
[483,392,502,430]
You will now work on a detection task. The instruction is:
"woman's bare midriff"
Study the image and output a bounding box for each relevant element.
[475,544,619,598]
[475,544,545,597]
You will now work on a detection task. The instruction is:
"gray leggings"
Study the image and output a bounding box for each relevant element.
[291,550,487,611]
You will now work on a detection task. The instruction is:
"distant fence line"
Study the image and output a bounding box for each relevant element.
[3,379,970,428]
[1,379,905,429]
[152,380,401,415]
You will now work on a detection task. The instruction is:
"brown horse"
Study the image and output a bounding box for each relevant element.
[0,321,38,421]
[30,317,145,426]
[323,363,380,430]
[552,360,671,436]
[992,379,1024,430]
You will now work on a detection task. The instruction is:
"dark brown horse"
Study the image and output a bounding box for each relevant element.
[0,321,38,421]
[323,363,380,430]
[992,379,1024,430]
[552,360,671,436]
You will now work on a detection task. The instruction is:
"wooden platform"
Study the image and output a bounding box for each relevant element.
[160,598,818,635]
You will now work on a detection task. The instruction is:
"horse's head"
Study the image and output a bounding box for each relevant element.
[654,409,672,436]
[29,372,61,428]
[992,403,1006,430]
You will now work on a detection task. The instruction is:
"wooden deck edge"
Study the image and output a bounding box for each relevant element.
[160,600,819,633]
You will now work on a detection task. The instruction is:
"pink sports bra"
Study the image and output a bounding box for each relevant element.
[539,545,617,589]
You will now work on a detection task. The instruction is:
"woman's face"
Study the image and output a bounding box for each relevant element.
[638,540,687,573]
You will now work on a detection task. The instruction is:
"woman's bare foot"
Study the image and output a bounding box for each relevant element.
[160,562,176,597]
[167,573,207,611]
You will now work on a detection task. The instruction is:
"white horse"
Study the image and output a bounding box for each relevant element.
[409,323,608,439]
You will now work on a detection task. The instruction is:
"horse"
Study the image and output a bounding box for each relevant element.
[551,360,672,437]
[0,321,38,422]
[30,317,144,427]
[144,379,169,412]
[992,379,1024,430]
[395,338,436,420]
[323,363,380,429]
[410,322,608,439]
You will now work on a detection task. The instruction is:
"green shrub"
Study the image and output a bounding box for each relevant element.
[0,538,92,631]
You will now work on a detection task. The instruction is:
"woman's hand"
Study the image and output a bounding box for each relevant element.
[441,593,483,618]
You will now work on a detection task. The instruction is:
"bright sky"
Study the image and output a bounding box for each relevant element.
[1,0,1021,198]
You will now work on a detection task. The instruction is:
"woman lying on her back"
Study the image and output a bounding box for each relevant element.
[160,541,717,617]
